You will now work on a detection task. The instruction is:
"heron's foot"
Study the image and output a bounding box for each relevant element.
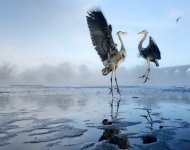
[109,88,113,96]
[139,74,149,83]
[139,75,146,78]
[143,76,150,83]
[115,87,121,95]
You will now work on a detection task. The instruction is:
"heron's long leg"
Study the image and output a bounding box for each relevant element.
[143,59,151,83]
[139,58,151,83]
[144,68,150,83]
[109,71,113,96]
[115,98,121,118]
[114,70,121,95]
[110,97,113,118]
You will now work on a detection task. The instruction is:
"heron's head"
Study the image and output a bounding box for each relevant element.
[137,30,148,35]
[117,31,128,35]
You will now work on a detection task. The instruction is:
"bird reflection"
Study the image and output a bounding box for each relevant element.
[141,108,153,131]
[141,108,159,144]
[99,98,121,141]
[110,98,121,119]
[98,98,130,149]
[99,119,121,141]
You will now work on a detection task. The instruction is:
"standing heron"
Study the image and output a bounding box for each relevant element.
[137,30,161,83]
[86,9,127,95]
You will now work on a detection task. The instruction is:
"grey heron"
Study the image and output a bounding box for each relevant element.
[86,9,127,95]
[176,17,181,24]
[137,30,161,83]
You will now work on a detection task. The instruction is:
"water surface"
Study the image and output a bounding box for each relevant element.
[0,86,190,149]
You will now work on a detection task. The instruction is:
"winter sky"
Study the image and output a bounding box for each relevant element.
[0,0,189,72]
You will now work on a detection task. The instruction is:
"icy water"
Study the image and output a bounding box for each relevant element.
[0,86,190,150]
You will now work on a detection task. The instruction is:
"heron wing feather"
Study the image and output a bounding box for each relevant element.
[142,36,161,60]
[86,9,118,63]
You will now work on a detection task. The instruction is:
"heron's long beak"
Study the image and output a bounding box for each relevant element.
[137,31,143,34]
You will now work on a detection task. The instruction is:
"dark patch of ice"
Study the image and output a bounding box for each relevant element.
[151,120,163,124]
[109,135,130,149]
[97,121,142,130]
[133,128,176,150]
[134,108,152,111]
[28,124,75,136]
[83,119,90,122]
[113,132,138,138]
[175,118,183,121]
[45,141,62,147]
[25,124,87,143]
[151,112,161,117]
[80,142,95,149]
[85,123,96,125]
[0,125,19,132]
[90,140,119,150]
[179,138,190,143]
[33,118,73,126]
[178,121,190,128]
[132,96,139,98]
[0,116,33,126]
[142,135,157,144]
[0,133,17,146]
[21,118,73,133]
[64,142,81,147]
[0,114,34,132]
[160,117,170,120]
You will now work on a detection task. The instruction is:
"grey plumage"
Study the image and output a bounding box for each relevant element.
[86,8,127,95]
[137,30,161,83]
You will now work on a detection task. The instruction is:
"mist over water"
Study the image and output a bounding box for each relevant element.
[0,62,189,87]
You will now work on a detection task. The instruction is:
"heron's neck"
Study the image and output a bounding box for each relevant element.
[138,33,147,53]
[118,33,126,56]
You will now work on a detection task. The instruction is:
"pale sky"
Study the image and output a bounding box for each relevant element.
[0,0,189,72]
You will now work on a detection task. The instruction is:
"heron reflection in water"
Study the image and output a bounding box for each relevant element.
[99,98,130,149]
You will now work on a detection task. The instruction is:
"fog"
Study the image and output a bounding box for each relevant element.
[0,62,189,87]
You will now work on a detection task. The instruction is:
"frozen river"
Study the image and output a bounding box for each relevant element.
[0,86,190,150]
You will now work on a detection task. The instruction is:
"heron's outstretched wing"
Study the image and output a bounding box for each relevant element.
[142,36,161,60]
[86,9,118,63]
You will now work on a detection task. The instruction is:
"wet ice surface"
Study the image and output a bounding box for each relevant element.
[0,86,190,149]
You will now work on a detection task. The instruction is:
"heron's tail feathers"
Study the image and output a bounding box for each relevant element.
[154,59,159,67]
[102,67,112,76]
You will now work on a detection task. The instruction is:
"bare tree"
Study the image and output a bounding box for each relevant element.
[78,64,90,78]
[58,62,75,85]
[0,62,17,85]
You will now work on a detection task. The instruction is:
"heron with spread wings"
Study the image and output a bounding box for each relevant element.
[86,9,127,95]
[137,30,161,83]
